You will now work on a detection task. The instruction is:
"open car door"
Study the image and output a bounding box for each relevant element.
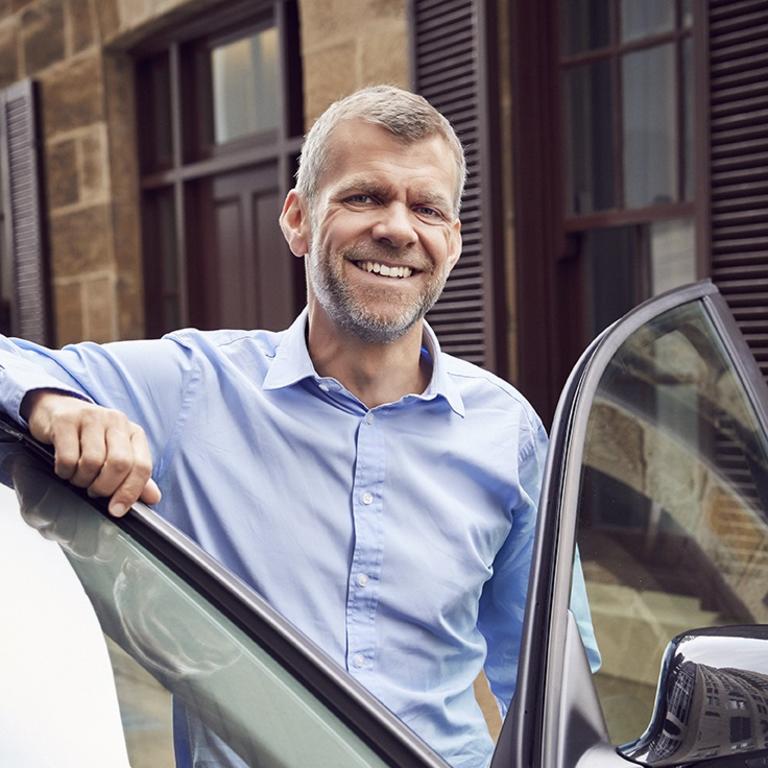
[493,280,768,768]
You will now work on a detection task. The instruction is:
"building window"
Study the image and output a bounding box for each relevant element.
[561,0,694,216]
[555,0,701,377]
[509,0,703,422]
[133,0,303,337]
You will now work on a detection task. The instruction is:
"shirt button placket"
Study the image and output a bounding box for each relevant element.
[346,409,384,676]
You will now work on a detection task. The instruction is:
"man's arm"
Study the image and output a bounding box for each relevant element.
[477,415,601,716]
[0,336,195,515]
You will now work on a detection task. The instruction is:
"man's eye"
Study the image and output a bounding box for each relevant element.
[346,194,374,204]
[415,206,441,219]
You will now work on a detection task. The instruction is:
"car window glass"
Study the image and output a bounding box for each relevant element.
[0,446,397,768]
[570,300,768,744]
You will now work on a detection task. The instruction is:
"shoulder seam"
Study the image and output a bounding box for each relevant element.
[446,368,534,409]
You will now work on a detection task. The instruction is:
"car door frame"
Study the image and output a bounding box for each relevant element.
[493,280,768,768]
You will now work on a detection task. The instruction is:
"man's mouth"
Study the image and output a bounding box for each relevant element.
[352,260,414,279]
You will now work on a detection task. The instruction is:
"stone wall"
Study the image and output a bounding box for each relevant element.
[298,0,409,126]
[0,0,409,345]
[0,0,149,344]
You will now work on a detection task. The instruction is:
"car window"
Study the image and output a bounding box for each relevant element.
[0,441,446,768]
[570,298,768,744]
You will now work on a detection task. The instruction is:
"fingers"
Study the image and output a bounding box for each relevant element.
[29,396,161,517]
[104,427,160,517]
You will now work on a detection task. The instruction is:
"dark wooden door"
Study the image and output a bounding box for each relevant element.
[189,163,296,331]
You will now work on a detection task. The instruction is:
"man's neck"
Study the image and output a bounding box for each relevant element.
[306,309,430,409]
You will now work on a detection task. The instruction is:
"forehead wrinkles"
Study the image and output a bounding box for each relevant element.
[324,124,454,181]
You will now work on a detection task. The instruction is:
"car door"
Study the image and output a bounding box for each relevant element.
[0,425,453,768]
[492,280,768,768]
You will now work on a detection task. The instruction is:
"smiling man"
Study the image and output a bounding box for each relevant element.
[282,111,462,408]
[0,86,598,767]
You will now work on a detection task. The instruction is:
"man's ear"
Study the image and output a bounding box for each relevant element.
[279,189,310,257]
[447,217,462,272]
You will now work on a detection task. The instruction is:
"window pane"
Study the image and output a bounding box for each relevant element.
[683,37,694,201]
[211,27,279,144]
[564,60,616,214]
[683,0,693,28]
[574,300,768,743]
[621,0,674,42]
[560,0,611,55]
[622,44,677,208]
[1,449,393,767]
[579,218,696,340]
[143,188,180,336]
[582,226,644,338]
[650,218,695,295]
[137,52,173,172]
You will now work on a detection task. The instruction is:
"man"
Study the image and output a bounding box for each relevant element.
[0,86,598,767]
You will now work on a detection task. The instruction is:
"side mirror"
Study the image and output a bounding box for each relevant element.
[618,625,768,767]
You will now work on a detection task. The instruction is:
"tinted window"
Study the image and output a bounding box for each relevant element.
[570,300,768,743]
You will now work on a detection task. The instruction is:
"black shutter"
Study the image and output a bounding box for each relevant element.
[411,0,505,374]
[708,0,768,384]
[0,79,50,344]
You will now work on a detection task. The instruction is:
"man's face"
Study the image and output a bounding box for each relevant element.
[304,120,461,344]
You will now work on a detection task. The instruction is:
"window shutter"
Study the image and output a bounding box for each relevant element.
[0,79,50,344]
[411,0,505,374]
[708,1,768,383]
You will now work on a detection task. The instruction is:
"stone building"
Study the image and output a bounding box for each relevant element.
[0,0,411,349]
[0,1,765,426]
[1,0,768,754]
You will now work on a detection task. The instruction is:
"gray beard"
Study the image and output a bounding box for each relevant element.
[307,242,446,344]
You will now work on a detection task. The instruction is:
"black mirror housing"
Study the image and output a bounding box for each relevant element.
[618,625,768,767]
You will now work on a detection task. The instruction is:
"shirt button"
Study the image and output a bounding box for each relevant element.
[318,383,329,392]
[356,573,369,588]
[364,412,374,425]
[353,654,365,669]
[362,491,373,505]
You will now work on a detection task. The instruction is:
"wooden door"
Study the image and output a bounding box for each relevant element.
[188,163,297,331]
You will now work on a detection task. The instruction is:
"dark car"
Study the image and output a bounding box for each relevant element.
[2,280,768,768]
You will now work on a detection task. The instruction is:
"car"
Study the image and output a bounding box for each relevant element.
[1,279,768,768]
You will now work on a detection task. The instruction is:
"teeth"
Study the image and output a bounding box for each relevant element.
[357,261,413,279]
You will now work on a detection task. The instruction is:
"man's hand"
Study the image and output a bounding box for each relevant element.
[21,390,161,516]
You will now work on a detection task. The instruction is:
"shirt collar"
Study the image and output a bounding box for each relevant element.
[263,308,465,417]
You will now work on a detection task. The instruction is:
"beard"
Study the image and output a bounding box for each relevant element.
[306,240,450,344]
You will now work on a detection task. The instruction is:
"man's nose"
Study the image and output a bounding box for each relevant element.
[371,203,417,248]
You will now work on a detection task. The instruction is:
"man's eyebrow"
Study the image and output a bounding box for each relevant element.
[334,177,393,196]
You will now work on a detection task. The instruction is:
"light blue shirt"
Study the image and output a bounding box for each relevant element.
[0,309,599,767]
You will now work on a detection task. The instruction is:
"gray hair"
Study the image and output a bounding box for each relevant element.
[295,85,466,217]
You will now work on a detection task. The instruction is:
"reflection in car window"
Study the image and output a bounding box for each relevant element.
[571,301,768,744]
[0,474,133,768]
[0,446,395,768]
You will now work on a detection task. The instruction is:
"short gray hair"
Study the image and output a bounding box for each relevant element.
[295,85,466,217]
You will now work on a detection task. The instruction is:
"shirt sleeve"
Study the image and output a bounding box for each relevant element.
[477,413,601,717]
[0,335,197,477]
